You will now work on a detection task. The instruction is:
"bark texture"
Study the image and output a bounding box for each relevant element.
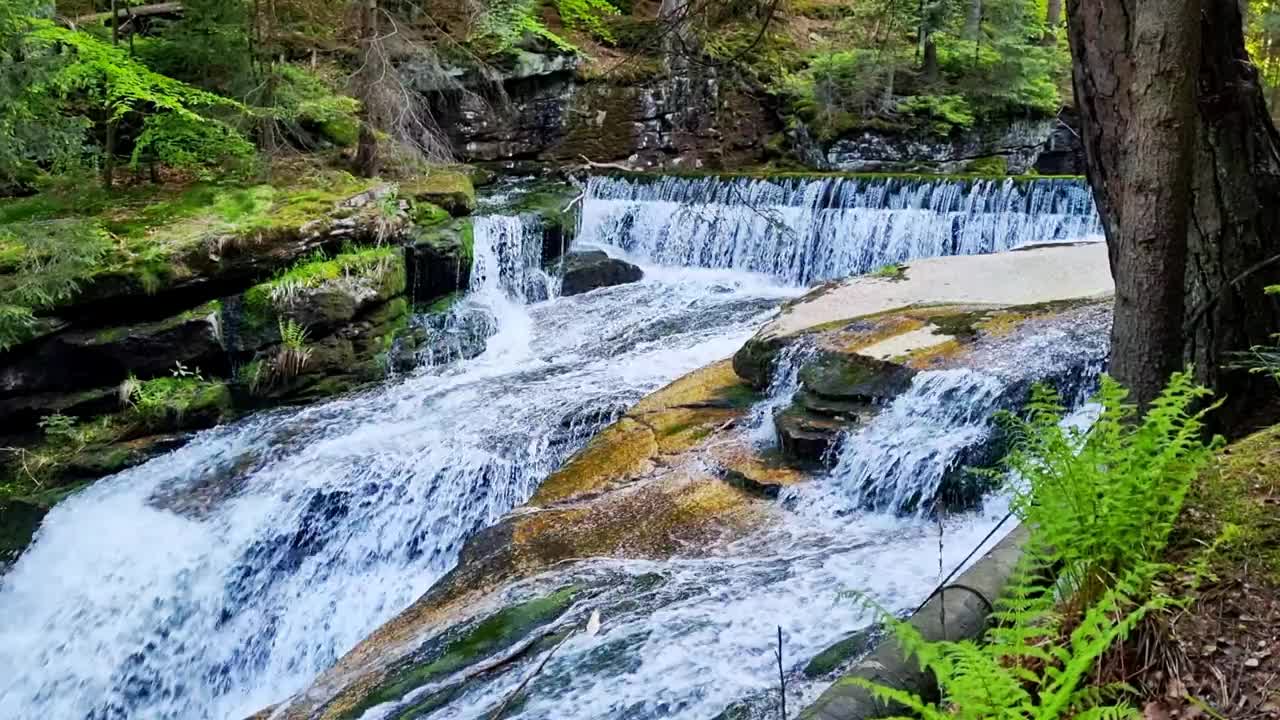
[1185,0,1280,430]
[1067,0,1202,410]
[1069,0,1280,432]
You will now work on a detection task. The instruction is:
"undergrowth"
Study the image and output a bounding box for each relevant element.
[856,372,1220,719]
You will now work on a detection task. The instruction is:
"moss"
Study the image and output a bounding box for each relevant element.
[402,170,477,216]
[411,200,451,228]
[1176,425,1280,582]
[1,173,380,330]
[965,155,1010,175]
[868,263,907,281]
[459,219,474,265]
[126,377,232,431]
[803,628,879,677]
[318,116,359,147]
[423,291,463,315]
[343,586,580,719]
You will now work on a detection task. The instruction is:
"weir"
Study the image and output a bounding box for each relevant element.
[0,174,1108,720]
[581,174,1101,283]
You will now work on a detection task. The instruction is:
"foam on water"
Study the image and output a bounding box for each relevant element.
[0,174,1107,720]
[0,215,797,720]
[580,174,1102,283]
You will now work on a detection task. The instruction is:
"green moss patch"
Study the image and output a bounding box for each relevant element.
[402,170,477,216]
[0,173,379,350]
[343,586,581,718]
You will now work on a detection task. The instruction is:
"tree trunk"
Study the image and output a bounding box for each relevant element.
[922,33,939,83]
[1183,0,1280,431]
[352,0,379,178]
[1066,0,1201,410]
[1069,0,1280,432]
[1043,0,1062,45]
[966,0,983,40]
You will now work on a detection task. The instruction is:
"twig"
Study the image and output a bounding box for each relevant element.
[776,625,787,720]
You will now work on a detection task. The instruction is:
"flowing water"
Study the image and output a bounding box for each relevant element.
[581,175,1102,284]
[0,175,1104,720]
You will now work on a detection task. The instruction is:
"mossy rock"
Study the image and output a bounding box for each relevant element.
[732,335,789,389]
[0,499,46,568]
[335,586,581,719]
[402,171,477,217]
[124,377,233,433]
[964,155,1009,175]
[407,218,474,304]
[798,350,916,403]
[804,627,881,677]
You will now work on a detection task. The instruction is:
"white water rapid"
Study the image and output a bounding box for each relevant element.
[0,174,1105,720]
[582,174,1101,283]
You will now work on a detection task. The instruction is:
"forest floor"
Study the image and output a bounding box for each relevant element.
[1130,425,1280,719]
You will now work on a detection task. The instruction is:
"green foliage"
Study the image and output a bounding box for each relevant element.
[25,21,253,175]
[999,373,1220,598]
[855,560,1167,720]
[777,0,1066,138]
[0,217,111,350]
[122,373,230,430]
[0,3,88,186]
[475,0,578,54]
[898,94,976,134]
[555,0,619,42]
[272,317,313,383]
[855,373,1219,720]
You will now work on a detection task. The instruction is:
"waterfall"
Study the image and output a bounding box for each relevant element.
[0,175,1110,720]
[0,208,798,720]
[418,215,557,366]
[792,303,1112,518]
[579,175,1101,284]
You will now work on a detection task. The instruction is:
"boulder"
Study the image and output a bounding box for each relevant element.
[798,351,916,404]
[558,250,643,296]
[773,404,847,465]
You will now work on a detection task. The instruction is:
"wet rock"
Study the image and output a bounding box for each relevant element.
[558,250,643,296]
[732,335,787,390]
[406,218,473,304]
[773,404,847,465]
[0,499,45,570]
[0,386,120,435]
[798,351,916,404]
[401,172,477,216]
[804,626,882,677]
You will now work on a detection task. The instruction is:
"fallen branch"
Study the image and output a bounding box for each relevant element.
[70,2,183,26]
[577,154,634,173]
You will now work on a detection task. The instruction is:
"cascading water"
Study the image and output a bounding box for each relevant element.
[1,174,1107,720]
[581,174,1101,283]
[796,302,1111,518]
[0,211,796,719]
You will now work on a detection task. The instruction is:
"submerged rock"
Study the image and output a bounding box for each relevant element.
[557,250,643,296]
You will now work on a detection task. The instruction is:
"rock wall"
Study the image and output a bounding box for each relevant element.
[795,118,1060,174]
[416,51,1085,175]
[418,53,774,171]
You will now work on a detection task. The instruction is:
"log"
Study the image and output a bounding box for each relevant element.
[71,2,183,26]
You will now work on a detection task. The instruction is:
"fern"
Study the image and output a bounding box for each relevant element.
[555,0,619,42]
[855,373,1217,719]
[999,372,1219,601]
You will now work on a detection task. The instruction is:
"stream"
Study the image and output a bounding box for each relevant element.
[0,174,1103,720]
